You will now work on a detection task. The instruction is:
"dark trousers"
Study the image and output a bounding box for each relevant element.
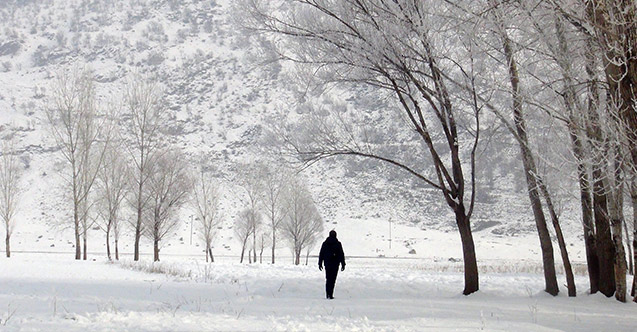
[325,265,339,298]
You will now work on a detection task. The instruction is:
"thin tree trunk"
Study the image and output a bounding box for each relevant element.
[106,226,111,261]
[73,164,81,260]
[74,207,81,260]
[538,179,576,296]
[209,248,214,263]
[526,172,559,296]
[115,238,119,260]
[134,184,143,261]
[134,220,142,261]
[82,230,87,261]
[153,239,160,262]
[272,229,276,264]
[305,249,310,265]
[259,245,264,264]
[501,25,558,296]
[5,231,10,258]
[555,16,590,296]
[239,243,246,263]
[206,243,209,263]
[252,231,257,263]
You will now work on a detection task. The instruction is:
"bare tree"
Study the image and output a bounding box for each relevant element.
[237,163,264,264]
[191,167,222,263]
[486,0,564,296]
[123,75,165,261]
[143,150,191,262]
[258,231,271,264]
[542,0,635,302]
[0,138,23,258]
[261,165,288,264]
[235,208,259,263]
[46,68,110,260]
[245,0,482,294]
[281,180,323,265]
[579,0,636,302]
[96,143,129,261]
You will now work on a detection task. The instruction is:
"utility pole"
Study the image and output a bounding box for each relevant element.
[389,218,392,249]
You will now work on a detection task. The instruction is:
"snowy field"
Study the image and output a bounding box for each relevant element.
[1,253,635,331]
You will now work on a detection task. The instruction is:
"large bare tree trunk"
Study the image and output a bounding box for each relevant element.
[583,47,616,296]
[578,33,603,294]
[607,146,627,302]
[209,248,214,263]
[568,122,599,293]
[592,165,616,297]
[608,187,627,302]
[456,207,479,295]
[585,0,636,300]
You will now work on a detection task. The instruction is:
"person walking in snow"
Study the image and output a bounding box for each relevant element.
[318,230,346,299]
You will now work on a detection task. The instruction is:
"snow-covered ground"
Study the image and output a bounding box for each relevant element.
[1,253,634,331]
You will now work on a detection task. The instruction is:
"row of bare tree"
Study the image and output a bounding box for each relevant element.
[234,164,324,266]
[1,69,326,265]
[45,69,191,262]
[29,69,325,265]
[243,0,637,302]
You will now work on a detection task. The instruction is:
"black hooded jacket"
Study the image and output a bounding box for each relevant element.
[318,235,345,269]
